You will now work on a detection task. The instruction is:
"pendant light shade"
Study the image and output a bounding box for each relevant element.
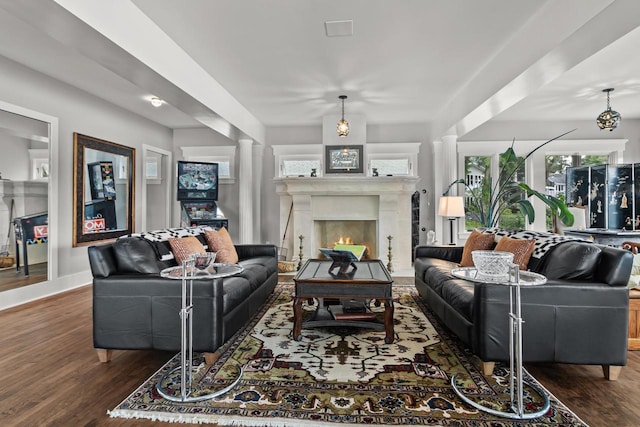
[596,88,621,131]
[337,95,350,137]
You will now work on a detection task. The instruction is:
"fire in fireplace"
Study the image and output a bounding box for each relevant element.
[314,220,377,259]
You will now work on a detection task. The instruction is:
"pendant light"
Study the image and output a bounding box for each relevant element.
[336,95,350,137]
[596,88,621,131]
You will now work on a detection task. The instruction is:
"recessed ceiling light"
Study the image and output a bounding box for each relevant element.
[325,20,353,37]
[150,96,164,107]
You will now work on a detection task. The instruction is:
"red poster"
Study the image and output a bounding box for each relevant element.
[84,218,106,233]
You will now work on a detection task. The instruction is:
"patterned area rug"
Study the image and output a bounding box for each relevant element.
[110,285,587,426]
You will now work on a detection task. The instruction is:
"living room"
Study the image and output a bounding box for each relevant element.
[1,1,640,426]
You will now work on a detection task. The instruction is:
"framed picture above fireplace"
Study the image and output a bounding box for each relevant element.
[325,145,363,174]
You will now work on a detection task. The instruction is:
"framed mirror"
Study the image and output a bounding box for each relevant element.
[73,133,135,247]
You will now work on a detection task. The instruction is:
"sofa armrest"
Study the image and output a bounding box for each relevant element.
[414,245,463,263]
[235,244,277,261]
[88,244,117,278]
[596,246,633,286]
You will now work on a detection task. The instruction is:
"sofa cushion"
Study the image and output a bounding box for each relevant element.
[238,264,269,291]
[239,256,278,277]
[439,278,476,321]
[205,227,239,264]
[538,241,601,280]
[494,236,535,270]
[222,276,252,314]
[113,237,161,274]
[420,258,461,296]
[168,236,206,265]
[460,230,496,267]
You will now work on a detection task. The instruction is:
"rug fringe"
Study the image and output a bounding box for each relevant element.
[217,416,401,427]
[109,409,389,427]
[108,408,213,424]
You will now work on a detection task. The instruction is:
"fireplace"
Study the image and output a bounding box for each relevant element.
[275,176,418,271]
[314,220,377,259]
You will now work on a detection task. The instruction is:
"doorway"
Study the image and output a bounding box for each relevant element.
[141,144,172,232]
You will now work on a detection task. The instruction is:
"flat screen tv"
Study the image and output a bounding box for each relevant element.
[177,161,218,201]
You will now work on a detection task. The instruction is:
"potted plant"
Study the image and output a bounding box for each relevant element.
[445,130,576,229]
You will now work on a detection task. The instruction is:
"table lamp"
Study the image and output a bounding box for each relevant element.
[438,196,465,245]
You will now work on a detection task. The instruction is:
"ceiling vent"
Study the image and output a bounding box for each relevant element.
[325,20,353,37]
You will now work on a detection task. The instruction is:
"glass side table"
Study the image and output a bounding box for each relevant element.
[156,259,244,402]
[450,265,551,420]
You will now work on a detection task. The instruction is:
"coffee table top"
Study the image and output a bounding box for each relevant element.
[294,259,392,284]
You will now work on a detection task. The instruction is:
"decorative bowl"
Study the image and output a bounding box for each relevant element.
[472,250,514,281]
[192,252,216,272]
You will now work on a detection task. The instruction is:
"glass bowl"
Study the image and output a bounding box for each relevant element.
[472,250,514,281]
[191,252,217,272]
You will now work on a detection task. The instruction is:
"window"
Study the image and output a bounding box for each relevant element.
[281,158,321,177]
[29,149,49,181]
[272,144,323,178]
[370,158,410,176]
[366,142,420,177]
[463,156,491,230]
[463,151,527,230]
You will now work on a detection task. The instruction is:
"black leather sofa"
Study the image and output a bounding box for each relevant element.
[414,229,633,380]
[88,227,278,364]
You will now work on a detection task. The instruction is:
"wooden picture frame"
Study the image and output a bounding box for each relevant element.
[325,145,363,174]
[73,133,135,247]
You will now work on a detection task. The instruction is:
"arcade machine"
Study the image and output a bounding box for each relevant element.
[177,161,228,229]
[13,211,48,276]
[84,161,118,234]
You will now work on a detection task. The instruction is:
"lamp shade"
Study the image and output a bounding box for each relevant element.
[438,196,465,218]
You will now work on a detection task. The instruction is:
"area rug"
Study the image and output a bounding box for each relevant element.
[110,284,588,426]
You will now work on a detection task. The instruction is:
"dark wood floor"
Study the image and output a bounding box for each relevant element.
[0,285,639,427]
[0,262,47,293]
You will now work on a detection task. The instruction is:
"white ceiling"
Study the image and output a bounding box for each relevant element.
[1,0,640,141]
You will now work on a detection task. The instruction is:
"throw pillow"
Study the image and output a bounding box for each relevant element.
[493,236,535,270]
[460,230,496,267]
[168,235,206,265]
[204,227,239,264]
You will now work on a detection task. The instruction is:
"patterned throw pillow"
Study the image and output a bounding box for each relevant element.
[494,236,536,270]
[204,227,239,264]
[460,230,496,267]
[168,235,206,265]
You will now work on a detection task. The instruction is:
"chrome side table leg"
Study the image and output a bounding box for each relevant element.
[451,264,550,420]
[156,258,244,402]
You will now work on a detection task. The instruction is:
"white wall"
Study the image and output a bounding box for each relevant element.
[0,55,173,306]
[0,133,30,181]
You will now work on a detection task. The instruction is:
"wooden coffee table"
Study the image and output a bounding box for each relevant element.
[292,259,394,343]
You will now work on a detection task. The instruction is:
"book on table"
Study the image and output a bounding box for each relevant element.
[333,244,367,260]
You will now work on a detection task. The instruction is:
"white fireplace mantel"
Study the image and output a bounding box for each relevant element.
[275,176,418,271]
